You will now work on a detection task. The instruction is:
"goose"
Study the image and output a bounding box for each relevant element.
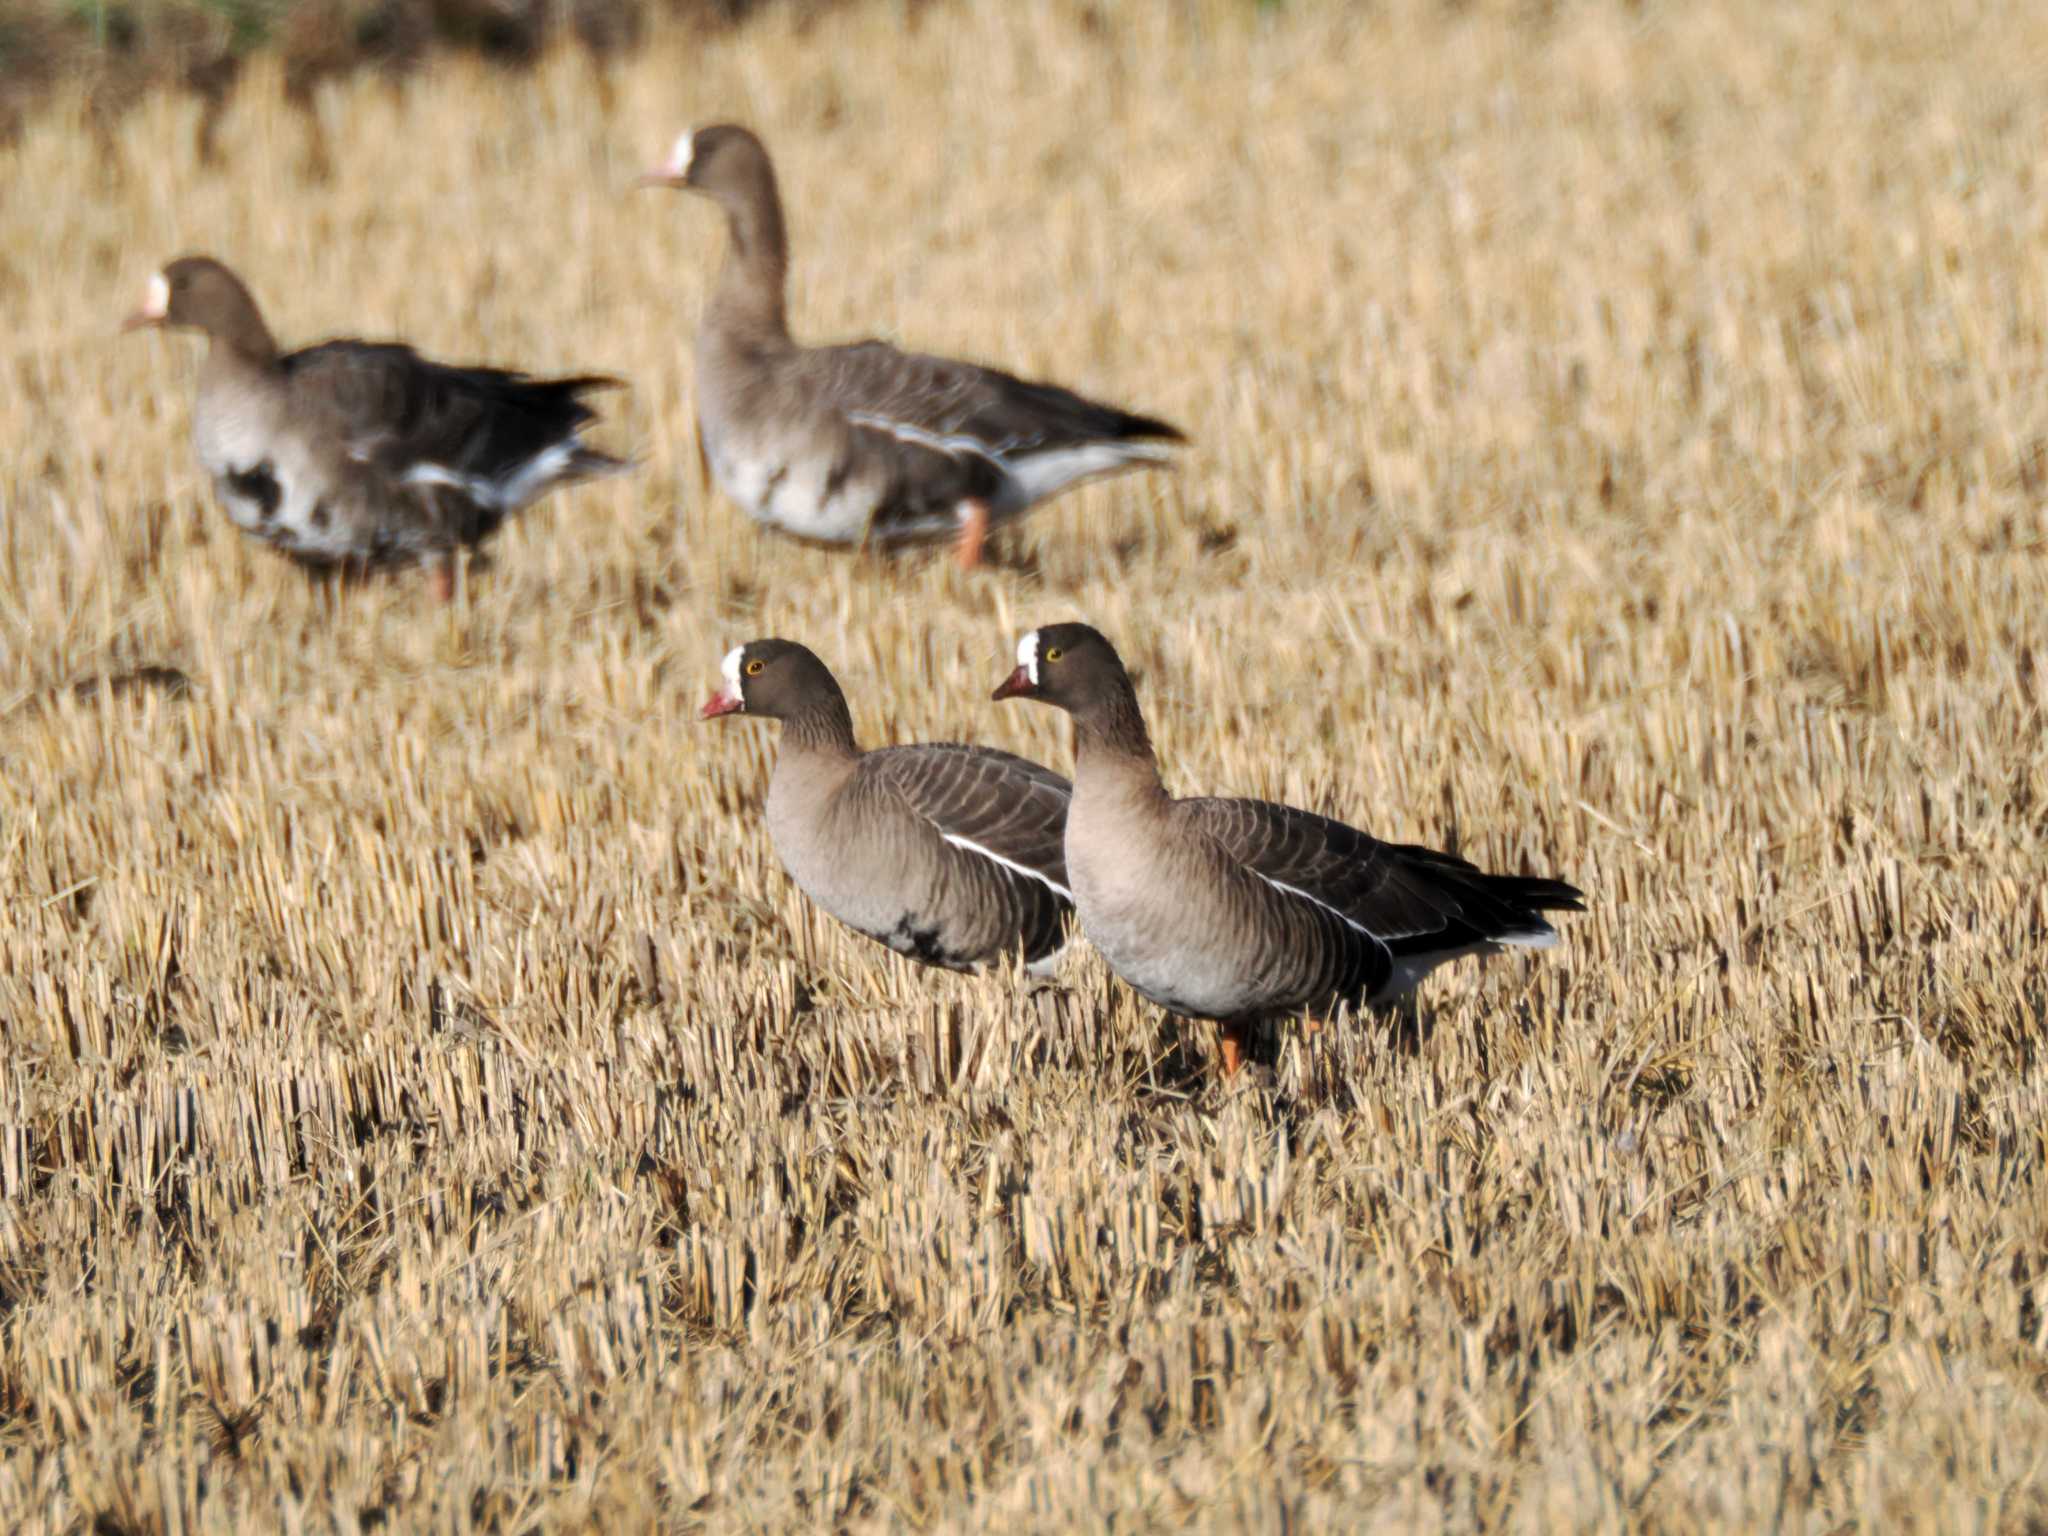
[124,255,628,598]
[703,639,1073,972]
[991,624,1584,1074]
[639,124,1184,569]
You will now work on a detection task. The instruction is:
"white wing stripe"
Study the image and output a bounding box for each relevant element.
[1249,867,1555,949]
[1249,868,1389,944]
[847,412,1011,465]
[941,832,1073,900]
[399,463,496,500]
[399,439,591,512]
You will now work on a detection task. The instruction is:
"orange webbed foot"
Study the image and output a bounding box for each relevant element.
[953,499,991,570]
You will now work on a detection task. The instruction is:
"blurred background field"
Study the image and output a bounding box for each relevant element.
[0,0,725,139]
[3,0,2047,1529]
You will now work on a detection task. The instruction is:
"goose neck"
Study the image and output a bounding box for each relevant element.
[1071,688,1164,800]
[779,699,858,761]
[708,188,791,345]
[203,315,280,373]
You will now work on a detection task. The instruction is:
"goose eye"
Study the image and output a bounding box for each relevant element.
[1044,646,1064,663]
[744,659,764,677]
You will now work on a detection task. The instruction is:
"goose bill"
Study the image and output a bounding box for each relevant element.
[990,666,1036,701]
[699,687,744,719]
[634,133,694,190]
[122,271,170,331]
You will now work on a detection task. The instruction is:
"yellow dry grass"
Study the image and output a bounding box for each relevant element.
[3,0,2048,1528]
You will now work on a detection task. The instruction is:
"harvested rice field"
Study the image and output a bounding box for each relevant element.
[3,0,2048,1528]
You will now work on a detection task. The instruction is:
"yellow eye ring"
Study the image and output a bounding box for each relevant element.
[1044,646,1064,663]
[745,659,764,676]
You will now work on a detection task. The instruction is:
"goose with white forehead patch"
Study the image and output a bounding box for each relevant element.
[992,623,1585,1076]
[638,124,1185,569]
[123,255,629,598]
[703,639,1075,973]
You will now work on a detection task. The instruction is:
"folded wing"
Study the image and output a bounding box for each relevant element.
[284,342,627,544]
[822,341,1181,456]
[866,742,1073,898]
[806,340,1182,536]
[1184,796,1584,965]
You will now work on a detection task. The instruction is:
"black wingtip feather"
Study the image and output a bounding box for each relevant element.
[565,446,634,481]
[1389,845,1585,947]
[1489,875,1586,914]
[1115,410,1187,444]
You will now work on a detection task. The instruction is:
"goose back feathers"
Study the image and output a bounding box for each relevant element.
[128,255,627,575]
[646,125,1183,562]
[993,623,1582,1029]
[705,639,1073,971]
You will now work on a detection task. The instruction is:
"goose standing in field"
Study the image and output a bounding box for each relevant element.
[124,255,628,598]
[703,639,1074,971]
[639,125,1184,569]
[991,624,1584,1075]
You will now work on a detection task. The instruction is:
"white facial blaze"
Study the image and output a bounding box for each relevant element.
[141,271,170,320]
[720,644,746,705]
[667,131,695,181]
[1017,631,1041,685]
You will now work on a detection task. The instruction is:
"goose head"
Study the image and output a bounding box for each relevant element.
[122,255,266,344]
[701,637,839,721]
[637,123,773,199]
[990,623,1127,713]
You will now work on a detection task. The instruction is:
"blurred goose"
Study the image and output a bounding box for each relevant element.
[704,639,1073,971]
[124,255,628,597]
[640,125,1184,568]
[992,624,1584,1074]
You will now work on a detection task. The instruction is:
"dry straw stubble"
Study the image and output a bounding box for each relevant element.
[3,0,2048,1529]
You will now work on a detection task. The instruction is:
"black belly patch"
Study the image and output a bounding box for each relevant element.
[760,464,789,502]
[309,500,331,530]
[883,913,959,968]
[225,461,282,522]
[822,457,851,502]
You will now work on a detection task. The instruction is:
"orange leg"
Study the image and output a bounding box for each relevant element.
[427,557,456,604]
[954,499,991,570]
[1218,1020,1252,1077]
